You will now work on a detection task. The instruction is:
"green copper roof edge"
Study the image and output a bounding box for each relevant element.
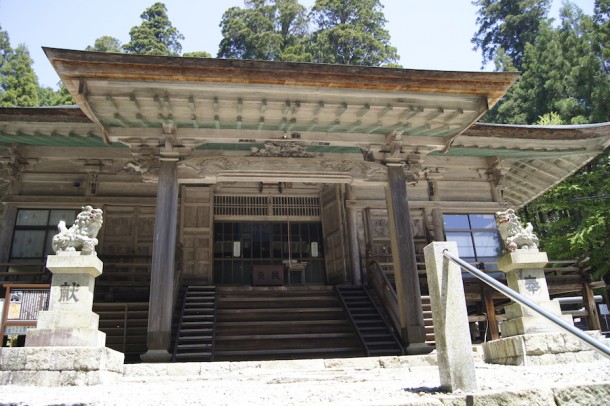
[433,147,594,158]
[0,134,125,148]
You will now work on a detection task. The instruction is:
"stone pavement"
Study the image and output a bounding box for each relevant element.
[1,349,609,405]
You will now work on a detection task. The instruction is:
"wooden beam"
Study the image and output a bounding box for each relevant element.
[518,160,560,181]
[357,104,370,117]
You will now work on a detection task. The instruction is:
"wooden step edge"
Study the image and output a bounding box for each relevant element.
[216,307,344,314]
[174,353,212,358]
[215,320,350,327]
[213,347,361,356]
[215,332,356,341]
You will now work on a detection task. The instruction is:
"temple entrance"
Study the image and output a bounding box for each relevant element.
[212,221,326,285]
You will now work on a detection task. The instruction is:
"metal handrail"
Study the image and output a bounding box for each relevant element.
[443,250,610,360]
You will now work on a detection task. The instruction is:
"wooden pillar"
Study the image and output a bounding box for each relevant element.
[0,204,17,271]
[346,185,361,286]
[362,208,372,286]
[482,285,500,340]
[385,164,431,354]
[141,160,179,362]
[582,280,602,331]
[431,208,444,242]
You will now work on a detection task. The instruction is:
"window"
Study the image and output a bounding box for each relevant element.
[443,214,501,267]
[9,209,77,267]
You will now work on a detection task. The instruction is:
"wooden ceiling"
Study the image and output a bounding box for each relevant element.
[43,47,519,151]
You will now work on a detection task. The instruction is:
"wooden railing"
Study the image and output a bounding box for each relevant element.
[366,258,402,340]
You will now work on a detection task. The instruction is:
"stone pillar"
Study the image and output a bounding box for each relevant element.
[25,253,105,347]
[385,164,431,354]
[424,241,477,392]
[497,251,572,337]
[141,160,179,362]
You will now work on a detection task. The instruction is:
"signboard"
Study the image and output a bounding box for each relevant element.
[1,287,50,337]
[7,289,49,321]
[599,304,609,316]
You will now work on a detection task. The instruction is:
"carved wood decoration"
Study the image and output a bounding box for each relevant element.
[248,141,322,158]
[179,185,213,284]
[179,156,389,186]
[320,185,348,284]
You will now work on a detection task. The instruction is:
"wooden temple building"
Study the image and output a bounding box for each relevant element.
[0,48,609,362]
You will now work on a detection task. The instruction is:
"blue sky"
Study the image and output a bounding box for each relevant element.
[0,0,595,88]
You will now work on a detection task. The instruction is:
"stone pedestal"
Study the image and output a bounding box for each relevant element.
[25,253,106,347]
[496,251,573,338]
[0,347,124,386]
[483,250,594,365]
[0,252,125,386]
[482,331,608,366]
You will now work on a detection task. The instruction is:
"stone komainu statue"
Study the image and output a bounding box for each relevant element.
[51,205,104,255]
[495,208,539,252]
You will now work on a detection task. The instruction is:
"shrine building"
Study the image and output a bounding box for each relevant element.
[1,48,609,362]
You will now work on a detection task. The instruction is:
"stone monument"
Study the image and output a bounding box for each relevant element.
[482,209,605,365]
[0,206,124,386]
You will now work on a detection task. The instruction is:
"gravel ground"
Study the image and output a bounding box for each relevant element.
[1,358,609,405]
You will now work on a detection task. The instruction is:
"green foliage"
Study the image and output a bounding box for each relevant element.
[217,0,398,66]
[217,0,310,61]
[183,51,212,58]
[483,3,609,125]
[0,42,39,107]
[474,1,610,278]
[38,84,75,106]
[1,24,73,107]
[85,36,123,53]
[0,25,10,66]
[523,149,610,277]
[593,0,609,73]
[471,0,551,70]
[536,111,563,125]
[123,2,184,56]
[309,0,398,66]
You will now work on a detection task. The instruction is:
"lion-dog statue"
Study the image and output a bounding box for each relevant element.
[495,208,539,252]
[52,205,104,255]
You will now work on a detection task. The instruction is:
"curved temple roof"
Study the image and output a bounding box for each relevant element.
[0,49,609,207]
